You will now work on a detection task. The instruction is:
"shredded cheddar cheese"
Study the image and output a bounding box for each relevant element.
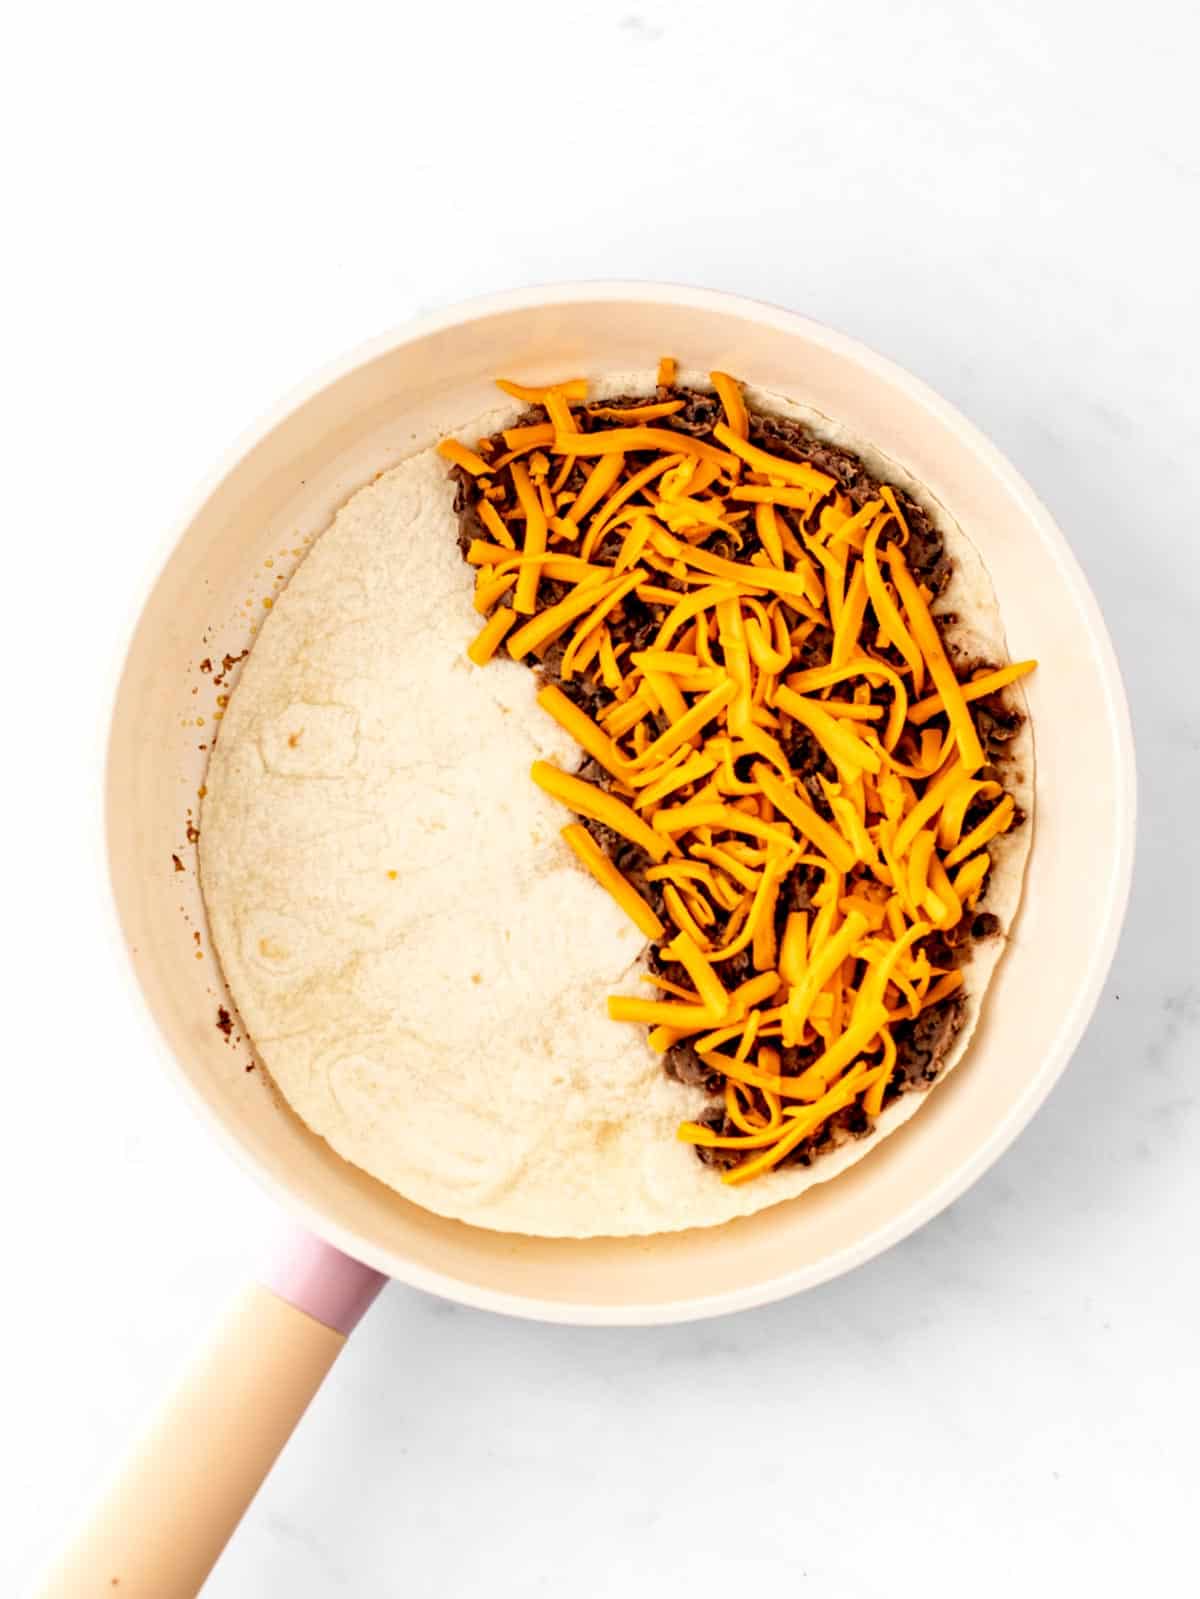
[467,606,516,666]
[510,462,548,616]
[436,438,492,476]
[590,401,686,423]
[448,365,1036,1182]
[560,823,665,939]
[908,660,1037,724]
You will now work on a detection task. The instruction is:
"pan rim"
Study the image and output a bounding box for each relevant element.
[103,280,1137,1324]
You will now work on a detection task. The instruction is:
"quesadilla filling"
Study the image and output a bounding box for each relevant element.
[443,363,1035,1184]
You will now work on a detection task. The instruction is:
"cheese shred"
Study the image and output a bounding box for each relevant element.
[443,362,1034,1182]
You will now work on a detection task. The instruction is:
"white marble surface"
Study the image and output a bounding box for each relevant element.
[4,2,1198,1593]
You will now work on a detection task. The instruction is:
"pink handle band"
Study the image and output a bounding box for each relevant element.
[260,1227,386,1335]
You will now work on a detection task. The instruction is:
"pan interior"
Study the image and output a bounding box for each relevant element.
[105,287,1133,1322]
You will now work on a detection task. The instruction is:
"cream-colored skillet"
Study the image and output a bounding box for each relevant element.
[195,374,1034,1238]
[37,286,1135,1597]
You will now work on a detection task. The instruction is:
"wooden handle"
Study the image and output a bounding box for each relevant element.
[37,1285,346,1598]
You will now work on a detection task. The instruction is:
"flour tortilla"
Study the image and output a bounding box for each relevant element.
[199,372,1034,1237]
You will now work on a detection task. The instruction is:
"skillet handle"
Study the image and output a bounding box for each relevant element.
[36,1232,385,1599]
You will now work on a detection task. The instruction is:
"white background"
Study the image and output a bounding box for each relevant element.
[4,2,1198,1594]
